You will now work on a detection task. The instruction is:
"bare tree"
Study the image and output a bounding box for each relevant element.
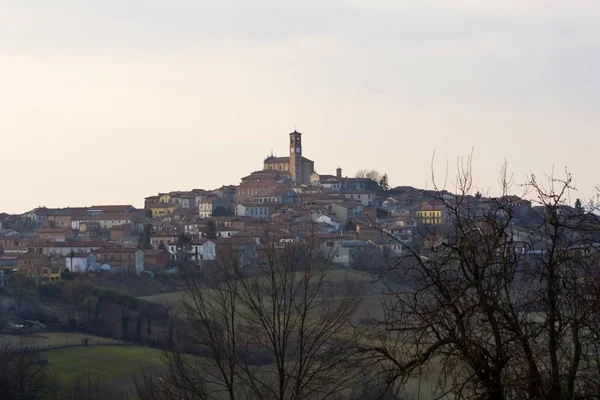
[355,169,383,182]
[365,157,600,399]
[138,236,365,400]
[0,337,57,399]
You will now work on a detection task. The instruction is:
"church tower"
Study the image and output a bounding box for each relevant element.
[289,130,302,183]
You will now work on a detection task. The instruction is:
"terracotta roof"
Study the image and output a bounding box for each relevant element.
[88,205,136,212]
[264,156,290,163]
[200,197,219,204]
[39,240,107,248]
[39,228,70,233]
[73,213,138,221]
[237,203,280,208]
[94,247,138,254]
[143,249,170,256]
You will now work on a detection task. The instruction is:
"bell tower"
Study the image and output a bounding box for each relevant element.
[289,130,302,183]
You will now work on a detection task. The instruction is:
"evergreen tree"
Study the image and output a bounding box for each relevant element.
[575,198,584,213]
[378,173,389,192]
[205,221,218,239]
[138,224,154,250]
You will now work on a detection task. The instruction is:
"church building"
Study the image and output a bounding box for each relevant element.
[263,130,315,185]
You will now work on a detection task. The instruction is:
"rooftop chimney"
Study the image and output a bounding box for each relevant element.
[336,167,342,179]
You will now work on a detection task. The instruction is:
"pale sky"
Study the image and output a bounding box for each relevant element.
[1,1,599,213]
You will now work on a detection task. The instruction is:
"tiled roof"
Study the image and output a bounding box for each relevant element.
[88,205,136,213]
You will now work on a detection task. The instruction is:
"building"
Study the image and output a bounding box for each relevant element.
[0,235,23,253]
[143,249,171,269]
[329,201,365,224]
[199,197,228,218]
[93,247,144,273]
[212,185,237,203]
[150,203,179,218]
[150,232,179,249]
[213,237,258,267]
[235,203,278,219]
[252,189,298,205]
[341,191,376,207]
[17,252,60,281]
[30,241,106,257]
[0,229,20,237]
[320,240,367,267]
[39,227,72,242]
[169,192,197,209]
[236,170,290,203]
[71,213,140,231]
[66,253,98,273]
[87,205,136,214]
[168,239,206,264]
[109,224,132,242]
[263,130,315,185]
[417,202,444,225]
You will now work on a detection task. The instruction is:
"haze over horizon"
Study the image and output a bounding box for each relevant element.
[2,1,599,213]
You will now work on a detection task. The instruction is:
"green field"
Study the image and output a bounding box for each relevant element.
[0,332,118,348]
[139,268,378,306]
[45,345,166,396]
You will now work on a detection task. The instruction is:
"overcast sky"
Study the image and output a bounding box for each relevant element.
[1,0,599,213]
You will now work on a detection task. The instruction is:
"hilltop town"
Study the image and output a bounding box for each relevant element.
[0,129,549,283]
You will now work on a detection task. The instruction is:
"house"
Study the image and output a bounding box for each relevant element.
[17,252,60,281]
[71,213,139,231]
[87,205,136,215]
[313,214,342,234]
[252,189,298,205]
[341,191,376,207]
[321,177,342,191]
[199,197,228,218]
[31,241,106,257]
[169,192,197,209]
[39,227,72,242]
[0,255,18,269]
[213,237,258,267]
[212,185,237,203]
[0,235,23,252]
[320,240,367,267]
[110,224,132,242]
[235,203,278,219]
[22,208,52,225]
[143,249,171,269]
[236,170,292,203]
[144,195,160,210]
[0,213,11,229]
[339,177,378,191]
[150,203,179,218]
[45,207,88,228]
[381,222,414,245]
[0,229,20,237]
[417,202,444,225]
[150,232,179,249]
[168,239,206,264]
[93,247,144,274]
[329,201,365,223]
[356,224,384,242]
[66,253,98,273]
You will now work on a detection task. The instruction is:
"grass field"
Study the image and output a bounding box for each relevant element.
[139,267,379,306]
[45,345,166,396]
[0,332,118,348]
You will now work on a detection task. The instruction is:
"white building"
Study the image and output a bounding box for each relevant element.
[235,204,275,219]
[314,214,342,233]
[65,254,98,273]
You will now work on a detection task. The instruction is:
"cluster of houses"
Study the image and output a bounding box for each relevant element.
[1,131,544,282]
